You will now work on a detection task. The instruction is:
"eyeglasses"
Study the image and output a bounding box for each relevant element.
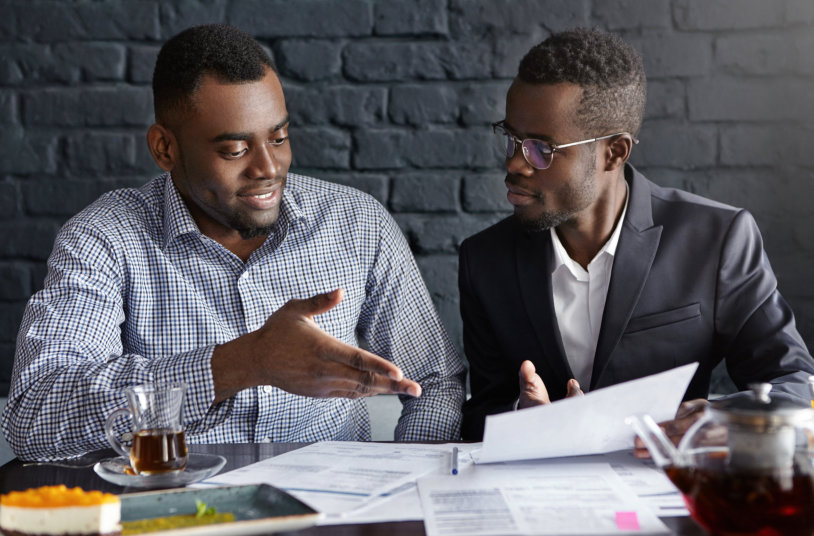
[492,120,638,170]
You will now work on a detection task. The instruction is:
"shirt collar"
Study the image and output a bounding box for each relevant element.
[161,173,309,252]
[549,181,629,275]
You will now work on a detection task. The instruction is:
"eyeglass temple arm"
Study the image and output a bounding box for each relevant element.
[555,132,639,150]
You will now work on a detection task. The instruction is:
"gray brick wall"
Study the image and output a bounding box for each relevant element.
[3,0,814,397]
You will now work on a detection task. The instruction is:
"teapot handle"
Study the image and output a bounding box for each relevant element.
[626,413,686,468]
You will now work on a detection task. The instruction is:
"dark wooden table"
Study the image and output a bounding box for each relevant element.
[0,443,707,535]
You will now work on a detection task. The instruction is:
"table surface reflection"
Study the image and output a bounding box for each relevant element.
[0,443,708,535]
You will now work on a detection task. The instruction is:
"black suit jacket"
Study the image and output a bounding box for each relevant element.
[459,165,814,440]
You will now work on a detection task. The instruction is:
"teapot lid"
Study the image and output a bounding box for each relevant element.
[710,383,814,429]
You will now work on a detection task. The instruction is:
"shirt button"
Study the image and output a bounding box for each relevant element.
[263,385,273,393]
[261,437,272,443]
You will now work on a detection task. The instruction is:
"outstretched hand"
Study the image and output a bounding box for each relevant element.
[517,360,583,409]
[211,288,421,403]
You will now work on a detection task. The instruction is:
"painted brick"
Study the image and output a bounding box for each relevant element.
[0,92,16,125]
[459,82,510,126]
[285,86,385,127]
[0,264,30,301]
[129,45,160,84]
[644,80,685,120]
[0,128,56,175]
[720,125,814,168]
[0,182,19,220]
[592,0,670,30]
[688,78,814,122]
[449,0,589,37]
[354,129,495,169]
[228,0,373,38]
[796,33,814,75]
[3,42,128,84]
[415,253,461,351]
[787,0,814,24]
[389,85,459,126]
[0,303,25,344]
[673,0,783,30]
[492,33,548,78]
[289,126,351,169]
[0,4,15,43]
[395,213,505,254]
[628,32,713,78]
[390,173,460,213]
[322,173,390,206]
[716,34,797,75]
[159,0,228,39]
[65,132,138,176]
[374,0,448,36]
[344,41,492,82]
[634,120,717,169]
[22,87,153,127]
[16,1,160,41]
[462,172,512,213]
[0,221,59,260]
[22,180,105,218]
[54,43,127,82]
[276,40,342,81]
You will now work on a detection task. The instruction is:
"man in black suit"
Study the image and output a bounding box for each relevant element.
[459,28,814,448]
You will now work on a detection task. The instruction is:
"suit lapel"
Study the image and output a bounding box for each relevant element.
[515,228,573,388]
[591,166,662,388]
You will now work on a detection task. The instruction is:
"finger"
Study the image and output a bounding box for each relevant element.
[323,372,421,398]
[566,379,584,397]
[321,337,405,381]
[518,360,550,407]
[287,288,345,318]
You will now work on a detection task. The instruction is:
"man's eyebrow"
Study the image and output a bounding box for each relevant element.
[210,115,290,143]
[502,121,556,143]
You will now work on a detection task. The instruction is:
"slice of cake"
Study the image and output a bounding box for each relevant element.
[0,485,121,536]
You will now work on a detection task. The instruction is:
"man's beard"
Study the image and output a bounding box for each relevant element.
[514,206,573,232]
[224,205,279,239]
[237,223,276,240]
[512,154,596,232]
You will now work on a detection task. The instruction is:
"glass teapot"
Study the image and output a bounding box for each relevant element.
[628,383,814,536]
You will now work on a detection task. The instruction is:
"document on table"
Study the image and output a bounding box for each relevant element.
[195,441,479,524]
[417,460,671,535]
[600,450,688,517]
[477,363,698,463]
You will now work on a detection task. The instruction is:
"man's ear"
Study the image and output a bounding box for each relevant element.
[604,134,636,172]
[146,123,179,172]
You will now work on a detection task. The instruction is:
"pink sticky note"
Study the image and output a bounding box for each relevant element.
[615,511,641,531]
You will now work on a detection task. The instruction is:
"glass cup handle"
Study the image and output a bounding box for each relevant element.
[104,407,132,459]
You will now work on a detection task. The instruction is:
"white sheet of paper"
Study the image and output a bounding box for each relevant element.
[194,441,479,524]
[477,362,699,463]
[418,460,670,535]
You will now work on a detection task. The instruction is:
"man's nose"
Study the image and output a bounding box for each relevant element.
[246,143,282,180]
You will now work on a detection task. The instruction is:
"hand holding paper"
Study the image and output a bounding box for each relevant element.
[477,363,699,463]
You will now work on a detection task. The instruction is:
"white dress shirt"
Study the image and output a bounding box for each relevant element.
[550,188,629,390]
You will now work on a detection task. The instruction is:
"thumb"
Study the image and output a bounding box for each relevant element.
[518,360,550,405]
[566,379,584,397]
[288,288,344,318]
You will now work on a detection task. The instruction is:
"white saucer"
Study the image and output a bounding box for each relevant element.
[93,453,226,489]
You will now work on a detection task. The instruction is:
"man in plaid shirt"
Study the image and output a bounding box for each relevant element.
[3,24,465,461]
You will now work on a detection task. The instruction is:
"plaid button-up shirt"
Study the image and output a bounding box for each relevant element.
[3,173,465,461]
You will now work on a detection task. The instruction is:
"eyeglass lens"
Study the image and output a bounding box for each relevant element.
[494,126,554,170]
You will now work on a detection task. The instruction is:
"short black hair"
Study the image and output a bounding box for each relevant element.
[517,27,646,137]
[152,24,276,124]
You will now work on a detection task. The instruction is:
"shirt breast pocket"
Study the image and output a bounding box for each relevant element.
[625,303,701,334]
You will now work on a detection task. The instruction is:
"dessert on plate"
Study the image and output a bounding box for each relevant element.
[0,485,121,536]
